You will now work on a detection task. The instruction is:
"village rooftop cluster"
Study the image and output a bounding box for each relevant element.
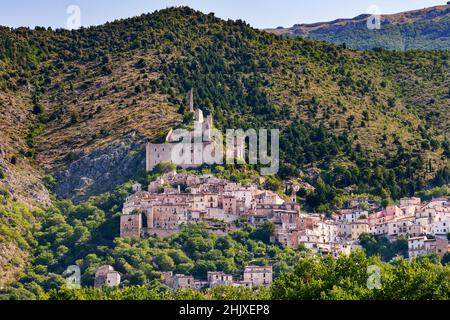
[112,169,450,290]
[121,171,449,257]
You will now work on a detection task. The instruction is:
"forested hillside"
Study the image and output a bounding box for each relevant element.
[0,6,449,292]
[1,7,448,202]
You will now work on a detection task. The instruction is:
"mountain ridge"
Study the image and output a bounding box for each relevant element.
[265,4,450,50]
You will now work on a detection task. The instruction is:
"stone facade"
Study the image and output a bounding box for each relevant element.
[120,214,142,238]
[243,266,273,287]
[160,266,272,291]
[408,236,449,261]
[207,271,234,288]
[94,265,121,288]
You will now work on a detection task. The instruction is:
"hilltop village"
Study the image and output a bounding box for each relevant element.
[114,97,450,291]
[121,170,449,257]
[117,170,449,290]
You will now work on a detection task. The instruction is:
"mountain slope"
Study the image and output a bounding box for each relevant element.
[266,4,450,50]
[0,7,448,203]
[0,6,448,288]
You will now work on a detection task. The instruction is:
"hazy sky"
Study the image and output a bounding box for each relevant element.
[0,0,446,29]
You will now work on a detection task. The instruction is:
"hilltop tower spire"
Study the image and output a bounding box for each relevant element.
[188,88,194,113]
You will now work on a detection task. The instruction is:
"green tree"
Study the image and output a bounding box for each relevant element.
[154,254,175,271]
[153,162,176,174]
[250,221,275,244]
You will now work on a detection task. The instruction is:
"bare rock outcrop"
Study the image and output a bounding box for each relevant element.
[53,133,145,202]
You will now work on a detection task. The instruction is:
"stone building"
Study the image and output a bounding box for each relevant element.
[173,274,196,290]
[161,271,174,288]
[408,236,449,261]
[399,197,421,207]
[243,266,273,287]
[337,220,369,240]
[120,214,142,238]
[207,271,234,288]
[132,182,142,192]
[94,265,121,288]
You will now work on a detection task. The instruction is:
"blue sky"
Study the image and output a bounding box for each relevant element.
[0,0,446,29]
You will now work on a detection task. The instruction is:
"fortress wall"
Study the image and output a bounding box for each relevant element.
[146,143,175,171]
